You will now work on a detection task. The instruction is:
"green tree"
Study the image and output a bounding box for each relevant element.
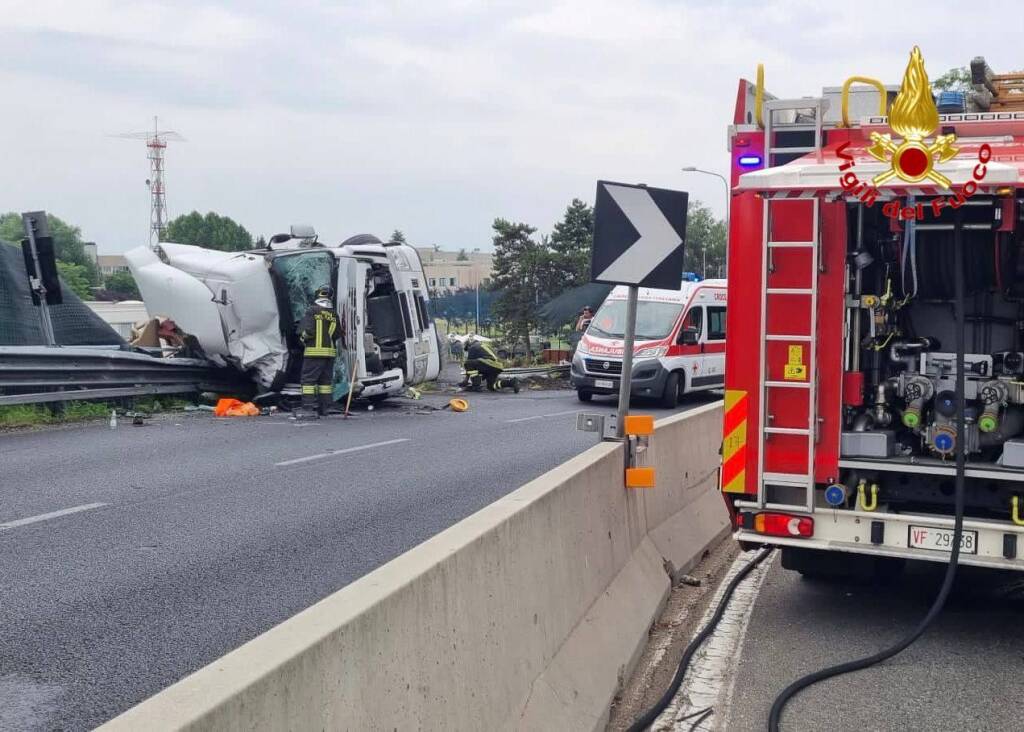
[389,229,407,244]
[56,261,94,299]
[932,67,971,91]
[490,219,545,356]
[456,248,468,261]
[683,201,726,278]
[164,211,253,252]
[254,235,267,248]
[0,211,99,283]
[103,270,141,300]
[546,198,593,295]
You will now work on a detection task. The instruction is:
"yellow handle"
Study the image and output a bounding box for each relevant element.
[858,481,878,511]
[1012,496,1024,526]
[755,63,765,129]
[840,76,887,128]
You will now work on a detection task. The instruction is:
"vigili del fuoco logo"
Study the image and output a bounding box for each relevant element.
[837,46,991,220]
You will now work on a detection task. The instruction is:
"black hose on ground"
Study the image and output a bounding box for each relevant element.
[767,210,969,731]
[626,546,774,732]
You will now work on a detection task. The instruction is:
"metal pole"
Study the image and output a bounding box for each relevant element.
[475,280,480,333]
[22,213,56,346]
[616,285,639,438]
[681,167,730,277]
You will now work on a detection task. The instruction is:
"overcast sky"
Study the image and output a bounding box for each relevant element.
[1,0,1023,254]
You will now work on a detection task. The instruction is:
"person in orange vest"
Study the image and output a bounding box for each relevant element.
[297,285,343,418]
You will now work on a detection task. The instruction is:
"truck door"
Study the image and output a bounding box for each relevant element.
[384,244,440,384]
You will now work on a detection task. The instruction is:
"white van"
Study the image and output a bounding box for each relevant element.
[570,279,727,407]
[126,230,442,402]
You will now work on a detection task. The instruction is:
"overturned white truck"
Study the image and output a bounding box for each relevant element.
[126,229,442,404]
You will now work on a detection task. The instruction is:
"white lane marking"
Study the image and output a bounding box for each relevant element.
[655,551,774,731]
[0,502,108,530]
[274,438,410,467]
[505,410,586,424]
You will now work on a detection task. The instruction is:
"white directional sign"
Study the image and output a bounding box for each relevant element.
[591,181,688,290]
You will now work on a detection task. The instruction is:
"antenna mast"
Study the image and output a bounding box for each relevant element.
[114,117,185,248]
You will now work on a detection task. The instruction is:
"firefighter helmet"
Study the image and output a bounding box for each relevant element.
[315,285,335,300]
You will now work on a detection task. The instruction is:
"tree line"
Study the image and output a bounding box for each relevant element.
[0,209,257,301]
[486,198,725,355]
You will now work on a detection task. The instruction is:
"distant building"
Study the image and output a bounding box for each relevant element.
[84,300,148,339]
[416,247,493,294]
[97,254,130,276]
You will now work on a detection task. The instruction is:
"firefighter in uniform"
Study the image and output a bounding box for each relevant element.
[462,335,519,393]
[297,286,343,417]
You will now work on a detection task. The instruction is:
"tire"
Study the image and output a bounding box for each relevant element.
[577,390,593,402]
[659,372,681,409]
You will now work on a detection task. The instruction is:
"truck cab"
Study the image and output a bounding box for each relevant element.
[126,229,441,403]
[571,279,727,408]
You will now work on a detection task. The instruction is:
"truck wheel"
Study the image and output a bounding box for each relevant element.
[659,372,681,409]
[577,390,593,402]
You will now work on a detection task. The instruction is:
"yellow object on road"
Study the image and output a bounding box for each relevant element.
[448,398,469,413]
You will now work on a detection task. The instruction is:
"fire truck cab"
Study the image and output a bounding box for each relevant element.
[721,52,1024,575]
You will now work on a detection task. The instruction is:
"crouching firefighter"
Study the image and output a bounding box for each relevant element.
[462,335,519,393]
[297,286,343,418]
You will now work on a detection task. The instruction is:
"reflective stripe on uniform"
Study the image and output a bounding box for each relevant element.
[301,386,316,395]
[305,347,337,357]
[317,385,333,394]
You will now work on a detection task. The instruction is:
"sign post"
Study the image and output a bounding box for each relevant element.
[20,211,60,346]
[591,181,688,438]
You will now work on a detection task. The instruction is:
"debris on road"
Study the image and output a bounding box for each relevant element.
[213,399,260,417]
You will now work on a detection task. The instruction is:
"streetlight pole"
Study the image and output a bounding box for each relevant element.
[681,166,730,277]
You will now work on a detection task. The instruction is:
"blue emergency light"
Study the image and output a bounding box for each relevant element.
[737,154,763,168]
[682,272,703,282]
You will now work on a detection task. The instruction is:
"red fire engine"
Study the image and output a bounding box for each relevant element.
[721,49,1024,576]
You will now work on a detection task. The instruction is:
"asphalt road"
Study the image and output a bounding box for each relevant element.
[661,549,1024,731]
[722,555,1024,731]
[0,385,704,731]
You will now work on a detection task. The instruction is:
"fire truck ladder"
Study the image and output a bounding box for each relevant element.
[757,195,821,511]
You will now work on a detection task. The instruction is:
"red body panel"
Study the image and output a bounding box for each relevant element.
[724,193,846,494]
[724,192,764,495]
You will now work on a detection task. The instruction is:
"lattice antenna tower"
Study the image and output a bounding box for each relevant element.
[113,117,186,247]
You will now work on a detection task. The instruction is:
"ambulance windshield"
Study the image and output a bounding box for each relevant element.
[588,299,683,340]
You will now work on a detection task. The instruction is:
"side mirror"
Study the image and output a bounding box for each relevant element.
[679,326,699,345]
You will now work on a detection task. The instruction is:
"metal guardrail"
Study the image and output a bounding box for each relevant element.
[503,364,570,378]
[0,346,247,406]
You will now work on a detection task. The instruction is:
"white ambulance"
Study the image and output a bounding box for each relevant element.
[570,279,727,407]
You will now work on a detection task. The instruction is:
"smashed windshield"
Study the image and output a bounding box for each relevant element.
[270,252,335,331]
[588,299,683,341]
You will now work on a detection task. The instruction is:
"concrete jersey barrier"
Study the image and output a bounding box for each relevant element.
[100,401,729,731]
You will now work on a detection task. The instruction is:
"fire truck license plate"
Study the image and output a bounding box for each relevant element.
[594,379,615,389]
[908,525,977,554]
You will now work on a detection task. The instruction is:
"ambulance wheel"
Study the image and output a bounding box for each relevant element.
[659,372,681,409]
[577,390,593,402]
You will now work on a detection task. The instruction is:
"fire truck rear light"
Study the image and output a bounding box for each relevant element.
[752,512,814,538]
[738,154,763,167]
[735,137,751,147]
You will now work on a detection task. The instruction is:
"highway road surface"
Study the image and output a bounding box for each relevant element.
[655,550,1024,731]
[0,386,703,731]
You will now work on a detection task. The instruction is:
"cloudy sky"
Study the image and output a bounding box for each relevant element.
[1,0,1023,253]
